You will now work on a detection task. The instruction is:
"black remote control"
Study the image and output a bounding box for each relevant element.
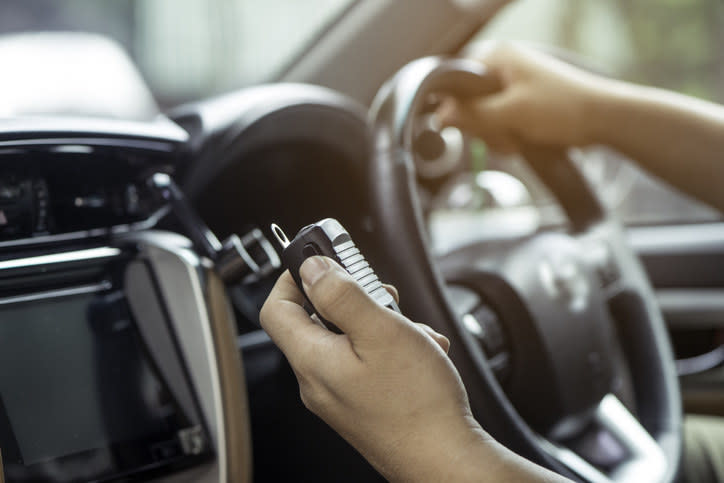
[271,218,401,330]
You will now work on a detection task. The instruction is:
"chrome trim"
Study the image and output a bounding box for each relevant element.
[462,313,484,337]
[0,206,169,250]
[0,281,111,305]
[0,116,189,144]
[628,222,724,255]
[537,437,610,483]
[657,288,724,329]
[0,137,174,152]
[539,395,667,483]
[143,242,225,483]
[0,247,121,270]
[0,234,222,482]
[245,228,281,274]
[0,228,111,249]
[599,395,667,482]
[676,345,724,376]
[270,224,291,249]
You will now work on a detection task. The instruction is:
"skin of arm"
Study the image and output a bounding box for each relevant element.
[260,256,570,482]
[441,43,724,212]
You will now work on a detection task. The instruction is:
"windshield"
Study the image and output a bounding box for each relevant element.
[424,0,723,249]
[475,0,724,104]
[0,0,356,110]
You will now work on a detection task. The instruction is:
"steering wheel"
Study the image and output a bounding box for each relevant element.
[367,57,682,482]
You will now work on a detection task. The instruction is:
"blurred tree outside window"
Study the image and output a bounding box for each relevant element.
[467,0,724,226]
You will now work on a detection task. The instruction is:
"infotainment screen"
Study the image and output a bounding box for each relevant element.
[0,288,209,482]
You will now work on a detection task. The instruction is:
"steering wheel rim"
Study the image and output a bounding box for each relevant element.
[367,56,682,482]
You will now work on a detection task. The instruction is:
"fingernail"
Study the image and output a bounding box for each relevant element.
[300,256,330,287]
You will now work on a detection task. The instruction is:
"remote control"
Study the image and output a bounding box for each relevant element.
[271,218,401,330]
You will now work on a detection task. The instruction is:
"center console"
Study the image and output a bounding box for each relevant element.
[0,118,251,483]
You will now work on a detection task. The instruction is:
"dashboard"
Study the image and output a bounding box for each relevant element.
[0,119,185,244]
[0,116,251,482]
[0,85,385,483]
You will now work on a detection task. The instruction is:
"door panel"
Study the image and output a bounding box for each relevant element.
[656,289,724,330]
[630,222,724,416]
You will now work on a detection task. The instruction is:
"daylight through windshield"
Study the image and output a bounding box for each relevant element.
[0,0,355,109]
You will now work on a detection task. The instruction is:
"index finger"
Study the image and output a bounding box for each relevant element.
[259,270,330,363]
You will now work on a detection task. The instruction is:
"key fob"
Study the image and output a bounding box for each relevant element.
[271,218,400,331]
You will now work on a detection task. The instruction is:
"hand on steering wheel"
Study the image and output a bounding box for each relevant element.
[437,42,605,154]
[366,53,681,483]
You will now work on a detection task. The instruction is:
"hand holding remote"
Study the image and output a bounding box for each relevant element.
[271,218,400,331]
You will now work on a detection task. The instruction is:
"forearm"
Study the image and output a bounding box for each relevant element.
[587,80,724,212]
[447,434,571,483]
[372,415,570,483]
[262,260,572,483]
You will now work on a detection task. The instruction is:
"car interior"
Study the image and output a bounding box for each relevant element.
[1,0,723,482]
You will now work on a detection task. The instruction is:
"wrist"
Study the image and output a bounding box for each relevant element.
[421,418,539,483]
[374,411,570,483]
[430,418,572,483]
[378,412,497,483]
[582,76,636,147]
[437,421,504,482]
[579,77,615,146]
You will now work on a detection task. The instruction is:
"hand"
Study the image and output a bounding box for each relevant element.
[259,256,489,481]
[440,42,610,153]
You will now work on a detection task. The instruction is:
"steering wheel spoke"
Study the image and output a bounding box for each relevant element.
[541,394,667,483]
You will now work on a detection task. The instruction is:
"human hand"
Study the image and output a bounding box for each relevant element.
[440,42,611,153]
[259,256,490,482]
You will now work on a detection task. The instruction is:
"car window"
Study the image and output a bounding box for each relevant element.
[462,0,723,227]
[0,0,356,109]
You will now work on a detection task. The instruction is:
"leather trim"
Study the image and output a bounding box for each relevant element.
[204,268,253,483]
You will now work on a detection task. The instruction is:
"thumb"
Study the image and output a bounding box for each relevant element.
[300,256,393,337]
